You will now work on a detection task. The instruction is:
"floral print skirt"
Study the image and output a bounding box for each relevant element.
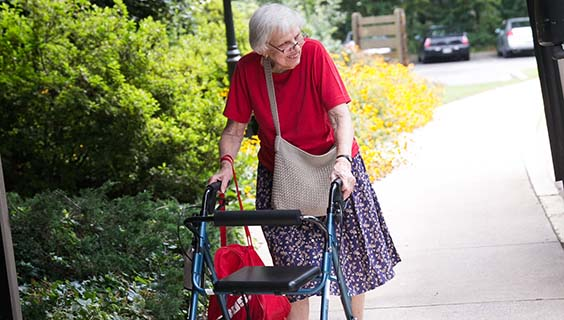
[256,153,401,302]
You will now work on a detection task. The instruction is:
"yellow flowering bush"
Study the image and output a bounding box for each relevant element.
[230,53,442,205]
[231,135,261,209]
[336,53,442,180]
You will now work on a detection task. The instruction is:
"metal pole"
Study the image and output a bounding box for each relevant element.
[223,0,241,79]
[0,155,23,319]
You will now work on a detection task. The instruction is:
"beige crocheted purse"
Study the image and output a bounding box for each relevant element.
[263,58,336,216]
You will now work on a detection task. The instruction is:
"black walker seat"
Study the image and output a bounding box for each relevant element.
[183,179,356,320]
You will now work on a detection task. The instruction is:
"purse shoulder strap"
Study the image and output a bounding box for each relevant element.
[263,57,282,137]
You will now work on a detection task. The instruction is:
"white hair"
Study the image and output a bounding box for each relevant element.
[249,3,305,55]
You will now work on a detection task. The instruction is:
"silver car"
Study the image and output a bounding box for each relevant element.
[496,17,534,58]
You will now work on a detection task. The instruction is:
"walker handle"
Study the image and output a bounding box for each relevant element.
[203,181,223,215]
[330,178,343,204]
[206,181,222,194]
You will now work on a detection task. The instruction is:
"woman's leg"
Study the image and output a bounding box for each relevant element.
[287,298,309,320]
[287,294,363,319]
[352,293,365,320]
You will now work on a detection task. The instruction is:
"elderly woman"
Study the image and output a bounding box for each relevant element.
[208,3,400,320]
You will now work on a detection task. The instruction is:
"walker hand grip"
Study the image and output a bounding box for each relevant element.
[332,178,343,189]
[203,181,223,215]
[206,181,222,194]
[330,178,343,203]
[214,210,303,226]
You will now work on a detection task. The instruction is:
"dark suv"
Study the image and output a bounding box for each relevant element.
[417,26,470,63]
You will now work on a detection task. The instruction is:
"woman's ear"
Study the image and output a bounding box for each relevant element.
[259,51,270,59]
[256,49,267,57]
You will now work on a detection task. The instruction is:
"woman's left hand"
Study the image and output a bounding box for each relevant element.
[332,157,356,200]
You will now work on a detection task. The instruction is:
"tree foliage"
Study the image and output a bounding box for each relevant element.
[0,0,241,202]
[401,0,503,48]
[89,0,170,21]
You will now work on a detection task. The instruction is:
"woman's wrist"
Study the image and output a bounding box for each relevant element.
[220,154,234,167]
[336,154,353,165]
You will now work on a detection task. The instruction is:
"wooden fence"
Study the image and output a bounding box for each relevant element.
[351,8,409,65]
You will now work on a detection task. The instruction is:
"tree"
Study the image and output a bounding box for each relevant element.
[497,0,528,20]
[89,0,168,21]
[88,0,197,39]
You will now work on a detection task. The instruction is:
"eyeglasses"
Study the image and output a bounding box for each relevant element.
[268,32,308,55]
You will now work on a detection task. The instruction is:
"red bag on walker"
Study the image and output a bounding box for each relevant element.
[207,238,291,320]
[207,155,291,320]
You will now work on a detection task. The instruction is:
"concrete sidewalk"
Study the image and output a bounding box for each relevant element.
[312,79,564,319]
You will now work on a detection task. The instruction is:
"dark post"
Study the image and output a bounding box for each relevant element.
[527,0,564,181]
[223,0,241,79]
[223,0,258,135]
[0,155,23,319]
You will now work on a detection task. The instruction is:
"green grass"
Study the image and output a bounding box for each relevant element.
[443,67,539,104]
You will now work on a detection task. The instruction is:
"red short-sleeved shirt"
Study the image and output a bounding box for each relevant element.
[224,38,359,171]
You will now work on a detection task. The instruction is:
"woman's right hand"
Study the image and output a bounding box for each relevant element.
[208,161,234,194]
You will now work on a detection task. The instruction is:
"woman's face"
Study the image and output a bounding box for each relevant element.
[267,27,305,73]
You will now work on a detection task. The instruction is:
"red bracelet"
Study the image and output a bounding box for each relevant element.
[220,154,234,164]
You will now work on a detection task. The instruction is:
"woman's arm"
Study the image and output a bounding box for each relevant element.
[328,103,354,158]
[208,119,248,193]
[328,103,356,199]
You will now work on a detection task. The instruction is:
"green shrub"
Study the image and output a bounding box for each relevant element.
[10,182,249,318]
[11,187,179,280]
[9,187,243,318]
[0,0,251,202]
[20,273,155,319]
